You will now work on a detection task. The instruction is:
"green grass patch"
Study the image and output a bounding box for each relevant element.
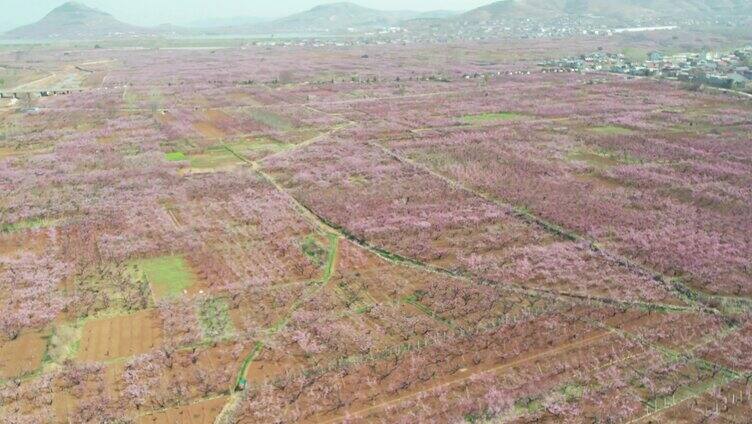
[188,146,241,169]
[223,138,295,161]
[249,109,295,131]
[165,151,186,161]
[645,367,738,412]
[198,297,235,341]
[460,111,526,124]
[322,234,339,282]
[513,397,543,415]
[301,234,328,267]
[589,125,634,136]
[348,174,369,186]
[567,147,642,168]
[622,47,650,63]
[43,323,81,365]
[1,217,57,233]
[134,255,196,299]
[403,290,453,327]
[559,383,585,402]
[354,305,372,314]
[708,295,752,315]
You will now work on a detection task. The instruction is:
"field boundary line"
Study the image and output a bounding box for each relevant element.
[314,330,612,423]
[257,173,693,315]
[216,234,340,424]
[368,141,721,315]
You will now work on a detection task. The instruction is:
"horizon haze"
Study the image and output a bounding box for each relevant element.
[0,0,482,31]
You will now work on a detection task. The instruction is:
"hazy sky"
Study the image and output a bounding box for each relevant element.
[1,0,492,30]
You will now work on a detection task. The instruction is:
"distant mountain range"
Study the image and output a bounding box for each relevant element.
[457,0,752,22]
[186,16,270,29]
[5,2,145,39]
[261,2,458,32]
[3,0,751,40]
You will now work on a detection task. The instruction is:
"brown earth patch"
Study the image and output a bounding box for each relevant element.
[194,110,231,139]
[138,396,228,424]
[0,230,49,256]
[78,309,163,362]
[52,390,77,424]
[0,330,47,378]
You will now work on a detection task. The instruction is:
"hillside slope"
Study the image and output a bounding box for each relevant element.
[4,1,143,39]
[458,0,752,22]
[262,2,422,32]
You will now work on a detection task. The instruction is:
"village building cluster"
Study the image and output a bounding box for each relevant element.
[540,46,752,91]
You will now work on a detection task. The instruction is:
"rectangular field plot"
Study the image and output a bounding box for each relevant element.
[134,255,199,300]
[233,303,648,423]
[138,396,227,424]
[0,330,47,379]
[459,111,528,124]
[228,283,309,332]
[642,378,752,423]
[78,309,163,361]
[170,138,297,176]
[224,138,295,161]
[198,297,235,341]
[0,230,48,256]
[171,178,324,287]
[183,146,245,173]
[118,342,250,412]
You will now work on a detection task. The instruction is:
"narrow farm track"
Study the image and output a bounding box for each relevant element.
[588,315,750,423]
[215,233,340,424]
[252,142,695,318]
[216,91,732,423]
[201,153,713,423]
[261,121,354,163]
[367,141,719,314]
[259,164,692,314]
[313,329,613,424]
[10,72,57,91]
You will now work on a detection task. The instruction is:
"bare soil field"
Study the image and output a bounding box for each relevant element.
[0,330,46,379]
[78,310,163,361]
[139,396,228,424]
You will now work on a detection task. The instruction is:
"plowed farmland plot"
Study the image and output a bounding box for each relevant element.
[2,39,751,423]
[78,309,163,361]
[0,330,46,379]
[139,396,228,424]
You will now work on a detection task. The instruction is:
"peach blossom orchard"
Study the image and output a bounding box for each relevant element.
[1,38,752,423]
